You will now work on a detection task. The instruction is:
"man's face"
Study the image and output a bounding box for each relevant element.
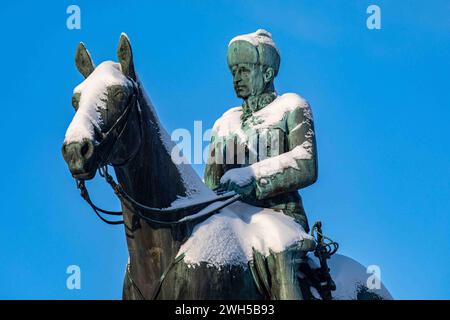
[231,63,265,99]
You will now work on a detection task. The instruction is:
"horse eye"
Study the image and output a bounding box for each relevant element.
[72,94,80,110]
[114,91,125,101]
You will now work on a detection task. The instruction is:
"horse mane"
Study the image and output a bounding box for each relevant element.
[118,77,213,209]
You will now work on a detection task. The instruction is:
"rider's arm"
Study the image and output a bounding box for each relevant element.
[251,104,318,199]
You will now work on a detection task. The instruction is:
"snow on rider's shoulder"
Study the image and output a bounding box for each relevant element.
[251,93,310,127]
[211,106,243,139]
[212,93,310,138]
[214,106,243,129]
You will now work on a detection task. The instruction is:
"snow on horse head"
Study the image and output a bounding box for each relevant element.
[61,34,392,300]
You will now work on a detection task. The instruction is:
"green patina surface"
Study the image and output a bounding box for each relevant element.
[203,29,319,299]
[204,30,318,233]
[67,31,340,300]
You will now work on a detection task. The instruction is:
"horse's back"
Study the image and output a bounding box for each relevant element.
[305,253,393,300]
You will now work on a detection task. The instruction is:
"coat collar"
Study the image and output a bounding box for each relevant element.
[241,92,277,122]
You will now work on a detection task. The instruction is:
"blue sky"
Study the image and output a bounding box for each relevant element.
[0,1,448,299]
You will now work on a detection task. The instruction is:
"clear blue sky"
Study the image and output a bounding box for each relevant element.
[0,1,448,299]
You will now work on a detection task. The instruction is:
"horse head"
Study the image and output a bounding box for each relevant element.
[62,34,141,180]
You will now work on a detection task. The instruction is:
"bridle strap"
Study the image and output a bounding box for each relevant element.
[109,99,144,167]
[96,80,143,168]
[77,179,124,225]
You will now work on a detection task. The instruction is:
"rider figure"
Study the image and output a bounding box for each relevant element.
[204,29,318,234]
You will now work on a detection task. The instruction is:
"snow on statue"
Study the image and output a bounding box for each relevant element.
[194,29,316,297]
[205,30,315,233]
[62,31,392,300]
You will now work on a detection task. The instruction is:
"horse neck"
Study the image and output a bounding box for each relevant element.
[111,84,206,293]
[113,91,187,208]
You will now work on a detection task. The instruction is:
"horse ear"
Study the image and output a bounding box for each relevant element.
[117,33,136,81]
[75,42,95,78]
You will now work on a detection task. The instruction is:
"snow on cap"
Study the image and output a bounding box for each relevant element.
[227,29,280,74]
[229,29,278,51]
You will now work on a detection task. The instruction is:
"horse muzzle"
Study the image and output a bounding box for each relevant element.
[62,139,97,180]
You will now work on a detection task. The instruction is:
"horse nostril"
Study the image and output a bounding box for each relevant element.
[80,140,94,160]
[61,143,69,160]
[80,142,88,157]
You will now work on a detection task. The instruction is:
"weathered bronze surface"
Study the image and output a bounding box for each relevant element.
[62,35,267,299]
[203,29,321,299]
[61,32,389,300]
[205,30,318,233]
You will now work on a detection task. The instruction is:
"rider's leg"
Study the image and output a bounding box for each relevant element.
[283,205,309,233]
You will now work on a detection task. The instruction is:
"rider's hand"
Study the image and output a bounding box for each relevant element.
[225,180,256,199]
[219,167,256,199]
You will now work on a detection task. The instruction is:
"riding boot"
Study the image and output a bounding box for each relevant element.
[250,239,315,300]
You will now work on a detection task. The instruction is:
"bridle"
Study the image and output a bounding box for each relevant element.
[94,79,143,168]
[75,77,241,227]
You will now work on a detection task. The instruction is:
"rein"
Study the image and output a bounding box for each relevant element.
[77,167,241,226]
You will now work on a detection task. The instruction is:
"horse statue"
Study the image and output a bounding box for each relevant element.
[61,34,392,300]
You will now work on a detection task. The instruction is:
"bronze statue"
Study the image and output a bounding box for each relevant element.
[61,33,392,300]
[205,29,317,233]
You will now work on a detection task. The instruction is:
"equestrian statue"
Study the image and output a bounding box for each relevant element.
[61,31,392,300]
